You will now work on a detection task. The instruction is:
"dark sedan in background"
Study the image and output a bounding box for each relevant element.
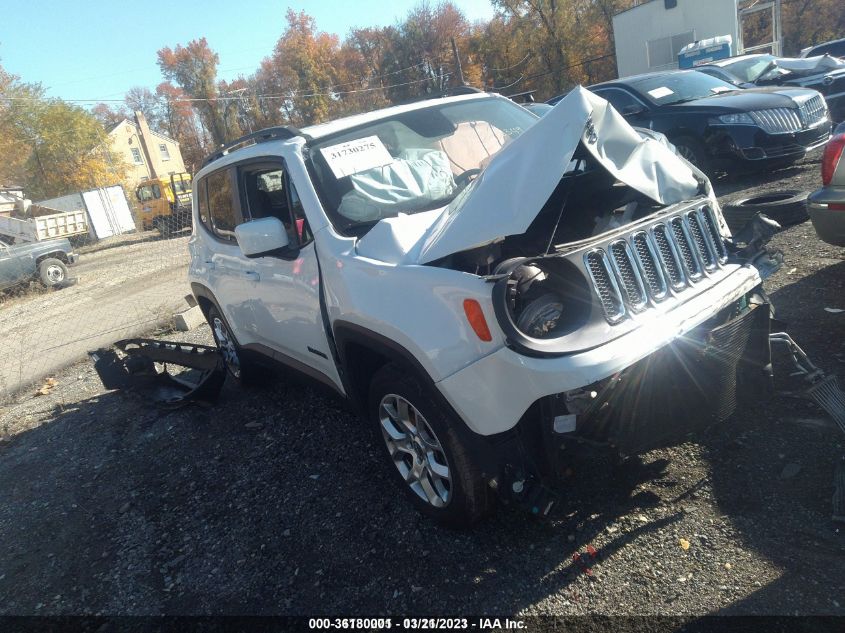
[549,70,831,174]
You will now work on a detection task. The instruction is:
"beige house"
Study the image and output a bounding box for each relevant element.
[107,112,186,188]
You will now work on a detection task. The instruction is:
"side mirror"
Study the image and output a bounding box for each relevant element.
[235,217,295,259]
[622,104,645,117]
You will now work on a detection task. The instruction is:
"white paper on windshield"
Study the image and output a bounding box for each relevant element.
[711,86,732,93]
[647,87,674,99]
[320,136,393,178]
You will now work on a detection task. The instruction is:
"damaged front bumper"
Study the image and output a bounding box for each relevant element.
[453,289,775,516]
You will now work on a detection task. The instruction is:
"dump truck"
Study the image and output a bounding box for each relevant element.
[135,172,192,236]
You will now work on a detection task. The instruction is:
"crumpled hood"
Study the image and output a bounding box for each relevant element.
[357,87,700,265]
[769,54,845,75]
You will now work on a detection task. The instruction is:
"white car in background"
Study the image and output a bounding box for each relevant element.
[188,88,781,526]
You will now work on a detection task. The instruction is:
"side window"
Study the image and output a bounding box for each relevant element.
[152,184,162,199]
[197,178,210,229]
[207,169,238,240]
[595,88,641,113]
[239,164,311,246]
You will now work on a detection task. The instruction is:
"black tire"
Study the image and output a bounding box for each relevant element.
[38,258,68,288]
[672,135,711,175]
[206,306,252,383]
[157,216,173,238]
[368,363,492,528]
[722,189,809,232]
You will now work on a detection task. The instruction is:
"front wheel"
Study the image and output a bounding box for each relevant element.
[207,306,246,382]
[369,363,492,527]
[38,258,68,288]
[672,135,711,175]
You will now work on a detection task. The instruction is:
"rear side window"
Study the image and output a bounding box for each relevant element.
[206,169,238,240]
[594,88,641,113]
[196,178,210,228]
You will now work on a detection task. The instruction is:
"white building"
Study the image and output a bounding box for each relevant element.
[613,0,740,78]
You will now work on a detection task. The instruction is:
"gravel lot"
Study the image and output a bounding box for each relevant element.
[0,153,843,617]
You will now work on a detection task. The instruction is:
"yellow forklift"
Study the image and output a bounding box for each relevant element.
[136,172,192,237]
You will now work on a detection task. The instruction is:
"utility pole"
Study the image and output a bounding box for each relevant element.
[451,37,466,87]
[226,88,253,134]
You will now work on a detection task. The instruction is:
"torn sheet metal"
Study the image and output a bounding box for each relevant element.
[357,86,701,265]
[768,54,845,75]
[90,339,225,408]
[414,86,700,264]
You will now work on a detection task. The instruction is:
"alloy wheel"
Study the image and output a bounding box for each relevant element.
[212,316,241,379]
[676,144,699,167]
[379,393,451,508]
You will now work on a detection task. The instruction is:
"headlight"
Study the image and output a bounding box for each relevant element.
[714,112,755,125]
[516,293,564,338]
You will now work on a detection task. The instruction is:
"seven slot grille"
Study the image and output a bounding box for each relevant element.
[585,207,729,324]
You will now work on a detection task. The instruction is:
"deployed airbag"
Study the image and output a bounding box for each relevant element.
[337,149,455,222]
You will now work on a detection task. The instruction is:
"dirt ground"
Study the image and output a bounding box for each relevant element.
[0,152,843,617]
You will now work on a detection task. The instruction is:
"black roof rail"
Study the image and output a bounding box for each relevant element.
[201,126,305,168]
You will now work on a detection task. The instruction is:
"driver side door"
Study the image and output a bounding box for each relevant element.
[231,159,343,391]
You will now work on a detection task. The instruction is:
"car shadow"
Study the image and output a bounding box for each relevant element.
[1,265,843,616]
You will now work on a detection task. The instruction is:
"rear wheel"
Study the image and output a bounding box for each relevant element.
[369,363,492,527]
[38,258,67,288]
[156,216,173,238]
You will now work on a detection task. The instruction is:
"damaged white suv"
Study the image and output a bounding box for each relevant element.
[188,87,781,526]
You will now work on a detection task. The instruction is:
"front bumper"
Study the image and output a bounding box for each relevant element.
[808,187,845,246]
[437,262,763,436]
[709,122,831,163]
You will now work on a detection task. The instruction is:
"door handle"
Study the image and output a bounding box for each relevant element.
[242,271,260,282]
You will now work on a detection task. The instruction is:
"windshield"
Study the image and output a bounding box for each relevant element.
[722,55,776,82]
[631,72,737,105]
[307,96,538,233]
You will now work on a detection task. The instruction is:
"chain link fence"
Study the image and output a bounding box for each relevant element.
[0,183,194,400]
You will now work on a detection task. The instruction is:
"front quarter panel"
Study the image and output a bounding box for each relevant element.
[317,230,504,384]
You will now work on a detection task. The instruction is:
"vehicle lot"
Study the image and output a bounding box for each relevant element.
[0,154,843,616]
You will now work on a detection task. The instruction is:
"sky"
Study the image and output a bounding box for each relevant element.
[1,0,496,104]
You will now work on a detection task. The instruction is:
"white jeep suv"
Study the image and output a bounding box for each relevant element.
[188,87,779,526]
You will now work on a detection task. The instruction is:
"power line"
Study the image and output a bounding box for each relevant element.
[0,61,436,105]
[489,53,532,73]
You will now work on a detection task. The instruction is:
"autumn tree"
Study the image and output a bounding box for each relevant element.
[0,65,40,187]
[157,38,231,145]
[1,63,127,199]
[258,10,343,126]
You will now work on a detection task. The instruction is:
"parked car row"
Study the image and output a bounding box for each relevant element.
[696,53,845,122]
[548,69,831,176]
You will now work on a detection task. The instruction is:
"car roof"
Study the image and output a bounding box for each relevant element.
[195,91,504,178]
[589,69,696,89]
[301,92,497,140]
